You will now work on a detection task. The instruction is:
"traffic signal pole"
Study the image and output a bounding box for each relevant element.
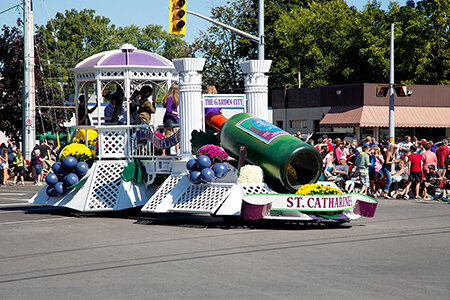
[186,11,259,43]
[186,1,264,60]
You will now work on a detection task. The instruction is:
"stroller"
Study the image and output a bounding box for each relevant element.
[423,168,449,200]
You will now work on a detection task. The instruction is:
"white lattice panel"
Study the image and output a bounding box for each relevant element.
[99,130,127,158]
[142,176,182,211]
[85,162,126,211]
[130,71,169,79]
[76,72,95,81]
[170,184,232,214]
[101,70,124,78]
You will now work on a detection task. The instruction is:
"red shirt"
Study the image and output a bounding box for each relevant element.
[408,152,423,172]
[436,145,449,166]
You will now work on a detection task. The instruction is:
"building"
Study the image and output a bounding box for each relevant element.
[271,83,450,141]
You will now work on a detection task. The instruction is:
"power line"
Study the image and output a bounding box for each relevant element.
[0,3,22,16]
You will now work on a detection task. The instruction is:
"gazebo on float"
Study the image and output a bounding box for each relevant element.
[29,44,183,211]
[73,43,177,127]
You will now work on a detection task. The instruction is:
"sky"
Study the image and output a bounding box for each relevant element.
[2,0,407,44]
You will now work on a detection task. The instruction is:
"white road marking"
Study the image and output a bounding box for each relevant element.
[0,217,73,226]
[0,193,27,196]
[0,198,30,201]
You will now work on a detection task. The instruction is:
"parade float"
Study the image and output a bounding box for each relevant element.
[30,45,377,223]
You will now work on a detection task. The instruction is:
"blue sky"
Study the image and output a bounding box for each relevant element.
[2,0,406,44]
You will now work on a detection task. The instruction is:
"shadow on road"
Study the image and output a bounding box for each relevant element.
[3,205,353,230]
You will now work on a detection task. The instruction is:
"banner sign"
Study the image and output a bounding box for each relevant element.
[203,94,246,109]
[236,116,290,144]
[243,193,378,214]
[136,129,180,149]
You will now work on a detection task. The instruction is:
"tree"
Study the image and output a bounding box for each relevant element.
[193,0,448,89]
[0,22,64,139]
[190,0,256,93]
[35,9,189,101]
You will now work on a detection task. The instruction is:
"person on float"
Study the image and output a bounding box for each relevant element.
[77,94,98,125]
[102,84,125,125]
[203,85,223,132]
[161,83,180,156]
[104,97,116,123]
[129,85,156,125]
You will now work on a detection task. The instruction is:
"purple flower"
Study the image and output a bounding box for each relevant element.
[196,144,229,163]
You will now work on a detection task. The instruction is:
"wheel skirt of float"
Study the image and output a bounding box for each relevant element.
[28,161,154,212]
[141,176,377,222]
[241,193,378,221]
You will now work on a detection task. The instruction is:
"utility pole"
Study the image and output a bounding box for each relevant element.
[389,23,395,172]
[23,0,36,160]
[389,24,395,144]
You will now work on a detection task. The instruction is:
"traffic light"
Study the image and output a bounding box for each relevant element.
[395,85,412,97]
[169,0,186,35]
[376,85,389,97]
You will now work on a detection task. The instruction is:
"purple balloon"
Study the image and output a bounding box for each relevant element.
[75,161,89,177]
[54,182,66,195]
[63,173,79,187]
[200,168,215,183]
[186,158,198,172]
[212,163,228,178]
[45,173,59,186]
[52,162,62,174]
[189,171,202,184]
[46,186,56,197]
[196,155,212,170]
[62,156,78,171]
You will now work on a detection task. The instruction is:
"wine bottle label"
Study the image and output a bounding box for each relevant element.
[236,116,289,144]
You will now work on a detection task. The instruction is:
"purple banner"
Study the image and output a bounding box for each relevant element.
[135,129,180,149]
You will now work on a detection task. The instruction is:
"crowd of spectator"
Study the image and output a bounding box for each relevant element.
[306,134,450,201]
[0,139,58,186]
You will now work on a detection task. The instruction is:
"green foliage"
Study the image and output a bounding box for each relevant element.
[34,8,189,106]
[194,0,448,89]
[190,0,256,93]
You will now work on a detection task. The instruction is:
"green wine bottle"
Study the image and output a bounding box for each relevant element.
[207,112,323,193]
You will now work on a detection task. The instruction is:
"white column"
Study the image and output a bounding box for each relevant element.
[240,60,272,121]
[173,58,206,157]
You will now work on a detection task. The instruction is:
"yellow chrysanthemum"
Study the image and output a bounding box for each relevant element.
[296,183,342,195]
[60,143,94,165]
[73,129,98,145]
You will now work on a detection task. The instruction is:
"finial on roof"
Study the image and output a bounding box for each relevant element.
[120,43,137,52]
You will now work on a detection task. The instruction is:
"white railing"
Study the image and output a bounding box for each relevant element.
[73,125,180,176]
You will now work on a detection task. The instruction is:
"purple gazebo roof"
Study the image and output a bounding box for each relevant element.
[74,44,175,70]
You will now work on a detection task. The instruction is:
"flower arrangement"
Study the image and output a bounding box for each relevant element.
[237,165,264,184]
[73,129,98,145]
[196,144,228,163]
[296,183,342,196]
[60,143,94,166]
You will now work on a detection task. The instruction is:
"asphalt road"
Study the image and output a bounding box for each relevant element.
[0,184,449,299]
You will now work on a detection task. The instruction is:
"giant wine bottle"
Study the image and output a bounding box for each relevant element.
[206,112,322,193]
